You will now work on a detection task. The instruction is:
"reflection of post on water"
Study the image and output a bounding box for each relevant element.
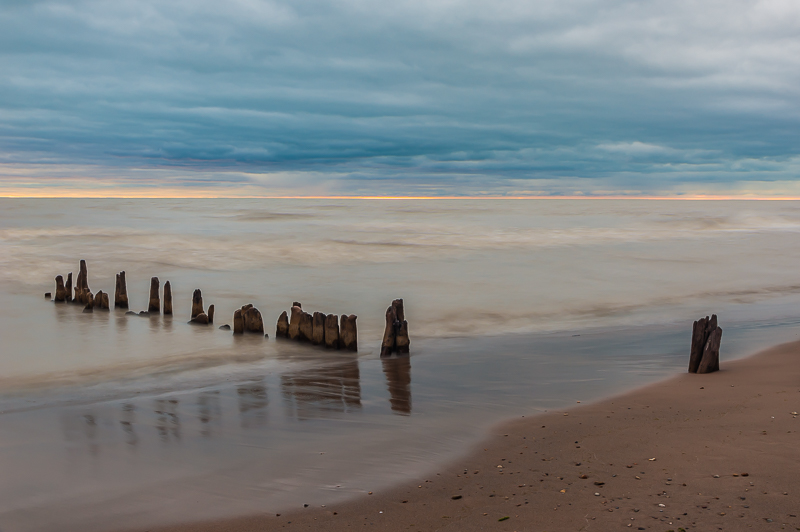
[381,356,412,415]
[120,403,138,447]
[154,398,181,442]
[281,357,361,421]
[197,391,221,438]
[62,411,101,457]
[237,381,268,429]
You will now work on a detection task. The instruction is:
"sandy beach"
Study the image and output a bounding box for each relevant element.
[142,339,800,532]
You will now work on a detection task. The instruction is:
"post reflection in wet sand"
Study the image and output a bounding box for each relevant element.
[120,403,138,447]
[237,381,268,429]
[154,398,181,442]
[281,357,361,421]
[381,355,412,415]
[197,391,221,438]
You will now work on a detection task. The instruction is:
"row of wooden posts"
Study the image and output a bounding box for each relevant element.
[50,262,721,367]
[49,260,410,355]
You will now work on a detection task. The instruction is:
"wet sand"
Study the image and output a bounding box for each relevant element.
[141,339,800,532]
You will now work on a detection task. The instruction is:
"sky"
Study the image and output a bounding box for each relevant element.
[1,0,799,197]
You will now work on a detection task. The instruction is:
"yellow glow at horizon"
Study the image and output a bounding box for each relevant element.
[3,191,800,200]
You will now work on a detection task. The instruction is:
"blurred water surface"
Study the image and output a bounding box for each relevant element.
[1,199,799,531]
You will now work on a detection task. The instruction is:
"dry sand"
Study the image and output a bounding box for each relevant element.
[142,340,800,532]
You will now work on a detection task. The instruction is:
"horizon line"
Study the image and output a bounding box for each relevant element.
[3,194,800,200]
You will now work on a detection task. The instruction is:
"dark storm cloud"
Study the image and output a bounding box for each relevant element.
[1,0,799,194]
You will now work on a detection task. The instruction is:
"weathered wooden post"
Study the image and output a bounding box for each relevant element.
[163,281,173,315]
[340,314,358,351]
[381,298,410,356]
[114,271,128,309]
[191,289,204,320]
[276,311,290,338]
[324,314,340,349]
[54,275,67,302]
[148,277,160,313]
[689,314,722,374]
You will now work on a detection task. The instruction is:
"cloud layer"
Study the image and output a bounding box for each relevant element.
[1,0,799,195]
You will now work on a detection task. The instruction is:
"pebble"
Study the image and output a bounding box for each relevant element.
[451,495,462,500]
[713,475,720,478]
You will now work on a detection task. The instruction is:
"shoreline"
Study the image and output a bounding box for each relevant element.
[139,339,800,532]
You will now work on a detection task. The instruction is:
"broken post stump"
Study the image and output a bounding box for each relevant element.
[381,298,410,356]
[148,277,160,313]
[54,275,67,302]
[191,289,204,320]
[114,271,128,309]
[94,290,109,310]
[311,312,326,345]
[243,306,264,333]
[207,304,214,324]
[83,290,94,312]
[65,272,73,303]
[288,305,303,340]
[75,260,90,304]
[232,304,262,333]
[689,314,722,374]
[233,309,244,334]
[276,311,290,338]
[163,281,173,315]
[324,314,340,349]
[299,311,313,342]
[340,314,358,351]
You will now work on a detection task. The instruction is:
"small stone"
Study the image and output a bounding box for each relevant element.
[713,475,720,478]
[594,492,600,496]
[451,495,462,500]
[219,324,231,330]
[44,292,51,298]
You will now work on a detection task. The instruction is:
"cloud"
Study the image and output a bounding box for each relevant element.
[0,0,799,195]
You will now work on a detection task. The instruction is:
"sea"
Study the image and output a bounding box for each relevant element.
[1,198,799,531]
